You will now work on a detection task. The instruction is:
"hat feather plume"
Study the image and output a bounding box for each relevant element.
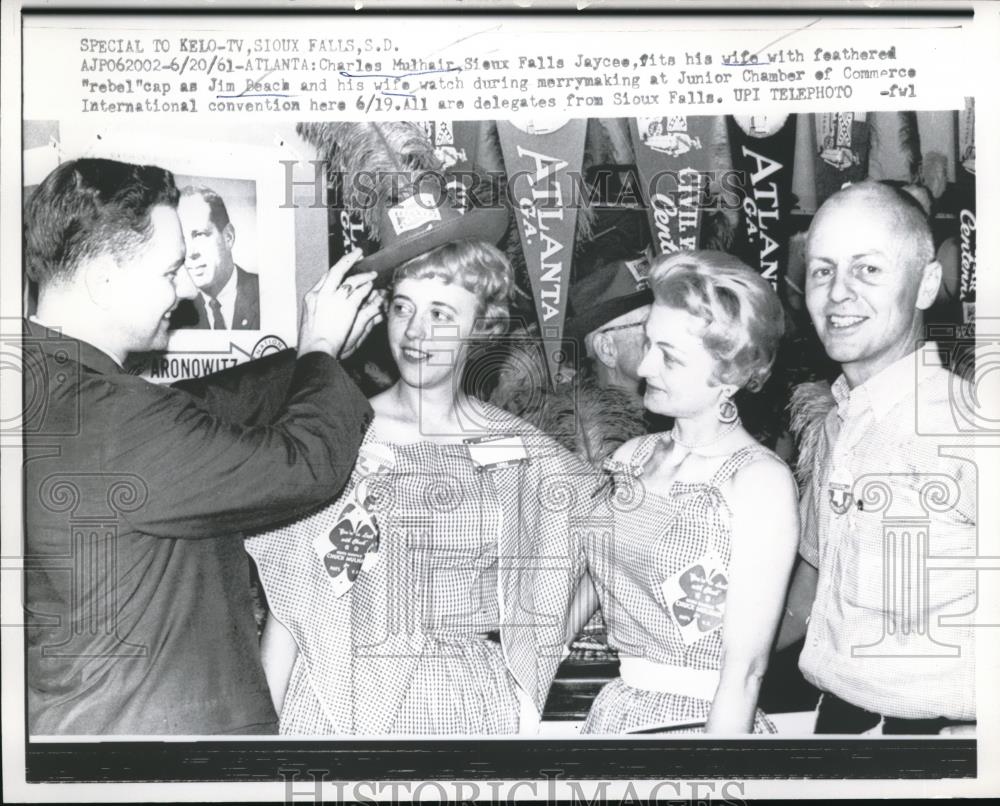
[296,121,441,241]
[599,117,636,165]
[486,333,645,468]
[788,380,836,488]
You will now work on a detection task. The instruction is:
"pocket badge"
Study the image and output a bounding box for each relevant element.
[827,466,854,516]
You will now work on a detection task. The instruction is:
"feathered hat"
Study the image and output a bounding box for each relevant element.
[296,121,507,283]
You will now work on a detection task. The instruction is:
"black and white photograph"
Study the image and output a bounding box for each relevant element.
[170,175,260,332]
[2,3,998,802]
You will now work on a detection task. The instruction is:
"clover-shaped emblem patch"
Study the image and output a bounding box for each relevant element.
[661,551,728,645]
[312,500,380,598]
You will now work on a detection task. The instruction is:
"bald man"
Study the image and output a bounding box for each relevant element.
[779,182,976,734]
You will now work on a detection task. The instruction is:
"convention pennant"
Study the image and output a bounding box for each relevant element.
[420,120,470,172]
[916,110,958,194]
[330,210,367,264]
[958,97,976,178]
[421,120,476,208]
[813,112,870,207]
[791,114,817,214]
[727,114,797,296]
[496,119,586,386]
[629,115,715,257]
[452,120,482,168]
[956,99,976,327]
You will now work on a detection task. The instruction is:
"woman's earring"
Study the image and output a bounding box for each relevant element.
[718,396,739,424]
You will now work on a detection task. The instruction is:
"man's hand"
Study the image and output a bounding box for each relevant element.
[297,249,378,359]
[339,288,386,359]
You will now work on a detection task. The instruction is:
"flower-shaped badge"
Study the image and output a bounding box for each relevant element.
[661,552,729,644]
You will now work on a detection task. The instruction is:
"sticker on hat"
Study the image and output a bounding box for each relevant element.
[388,194,443,236]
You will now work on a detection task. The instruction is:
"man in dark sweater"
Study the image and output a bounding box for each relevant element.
[22,157,382,735]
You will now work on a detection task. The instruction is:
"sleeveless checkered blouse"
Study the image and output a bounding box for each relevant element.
[582,433,779,734]
[246,402,593,735]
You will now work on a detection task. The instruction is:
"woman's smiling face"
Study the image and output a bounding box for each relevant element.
[387,276,481,391]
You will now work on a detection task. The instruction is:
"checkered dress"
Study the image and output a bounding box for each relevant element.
[581,434,779,735]
[246,402,594,735]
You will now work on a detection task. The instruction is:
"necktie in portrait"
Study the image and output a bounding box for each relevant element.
[209,297,226,330]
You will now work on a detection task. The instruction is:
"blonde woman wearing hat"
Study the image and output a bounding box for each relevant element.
[566,250,799,734]
[246,230,592,735]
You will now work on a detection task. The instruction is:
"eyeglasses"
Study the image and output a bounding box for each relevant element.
[597,321,645,336]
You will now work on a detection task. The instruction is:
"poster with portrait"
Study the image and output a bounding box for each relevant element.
[54,126,299,381]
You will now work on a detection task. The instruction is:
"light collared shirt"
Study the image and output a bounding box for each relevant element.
[200,264,238,329]
[799,344,977,721]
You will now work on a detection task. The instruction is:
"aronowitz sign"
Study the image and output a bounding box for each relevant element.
[497,119,586,386]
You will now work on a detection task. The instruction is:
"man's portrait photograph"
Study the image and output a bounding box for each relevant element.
[170,176,260,331]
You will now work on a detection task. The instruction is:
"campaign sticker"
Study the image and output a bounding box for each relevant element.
[388,194,442,235]
[661,552,729,645]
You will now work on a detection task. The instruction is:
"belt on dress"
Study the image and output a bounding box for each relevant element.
[618,656,721,701]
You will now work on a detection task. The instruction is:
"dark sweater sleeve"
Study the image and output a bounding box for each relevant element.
[171,349,298,426]
[103,351,372,539]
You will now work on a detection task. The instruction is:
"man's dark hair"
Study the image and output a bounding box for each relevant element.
[180,185,231,232]
[25,158,179,286]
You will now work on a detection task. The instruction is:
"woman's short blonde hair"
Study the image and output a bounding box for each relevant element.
[393,240,513,335]
[648,250,785,392]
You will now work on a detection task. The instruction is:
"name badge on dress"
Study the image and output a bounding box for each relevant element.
[464,434,530,472]
[661,551,729,645]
